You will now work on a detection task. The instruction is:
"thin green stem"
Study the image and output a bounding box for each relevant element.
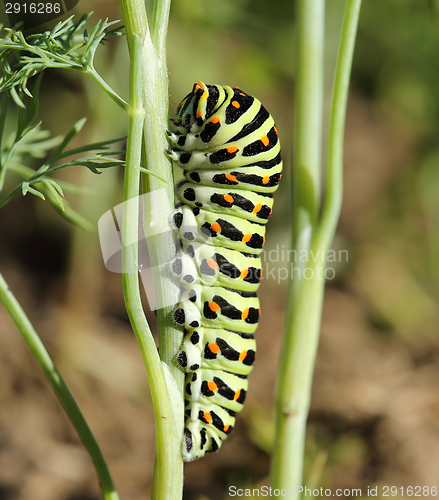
[119,1,183,492]
[292,0,325,268]
[0,184,20,209]
[0,98,9,193]
[316,0,362,249]
[119,0,149,51]
[151,0,172,57]
[86,68,129,111]
[271,0,362,493]
[271,0,325,491]
[0,273,119,500]
[0,138,21,196]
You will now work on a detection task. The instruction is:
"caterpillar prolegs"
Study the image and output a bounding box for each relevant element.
[167,82,282,461]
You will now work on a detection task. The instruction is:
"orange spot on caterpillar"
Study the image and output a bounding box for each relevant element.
[260,135,269,147]
[211,222,221,233]
[242,233,252,243]
[263,236,266,244]
[269,208,273,215]
[208,381,218,392]
[239,92,246,96]
[224,194,234,203]
[274,126,278,134]
[223,424,230,432]
[208,302,220,312]
[279,174,282,180]
[203,411,213,423]
[241,308,249,320]
[196,110,202,119]
[225,174,238,182]
[206,258,218,269]
[232,100,240,108]
[252,203,262,214]
[239,350,247,362]
[240,269,249,279]
[227,146,239,154]
[211,116,220,124]
[260,269,263,278]
[233,389,241,401]
[208,343,220,354]
[262,176,270,184]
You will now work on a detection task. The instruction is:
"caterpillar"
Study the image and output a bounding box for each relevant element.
[166,81,282,461]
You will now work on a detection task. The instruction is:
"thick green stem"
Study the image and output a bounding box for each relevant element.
[140,0,183,397]
[120,1,184,498]
[271,0,362,493]
[0,273,119,500]
[141,0,185,495]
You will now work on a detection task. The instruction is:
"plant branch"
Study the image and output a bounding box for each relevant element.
[139,1,185,494]
[0,16,127,110]
[271,0,325,491]
[118,2,183,491]
[85,68,128,111]
[316,0,362,249]
[271,0,362,493]
[0,273,119,500]
[292,0,325,268]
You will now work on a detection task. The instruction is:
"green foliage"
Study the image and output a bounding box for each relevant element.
[0,18,126,230]
[0,14,126,109]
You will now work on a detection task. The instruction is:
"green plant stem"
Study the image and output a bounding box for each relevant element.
[292,0,325,275]
[151,0,172,52]
[140,0,186,494]
[317,0,362,246]
[271,0,362,493]
[0,273,119,500]
[119,0,184,493]
[139,0,184,395]
[86,68,129,111]
[271,0,325,489]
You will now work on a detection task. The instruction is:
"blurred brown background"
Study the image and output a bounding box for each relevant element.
[1,0,438,498]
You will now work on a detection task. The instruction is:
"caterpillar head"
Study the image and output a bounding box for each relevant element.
[173,81,208,130]
[174,81,227,133]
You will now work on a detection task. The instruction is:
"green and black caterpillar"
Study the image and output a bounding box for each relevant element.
[166,81,282,461]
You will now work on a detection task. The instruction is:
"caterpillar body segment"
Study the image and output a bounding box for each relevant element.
[184,369,248,413]
[176,182,274,223]
[169,82,282,461]
[174,205,267,255]
[174,286,260,334]
[171,245,262,293]
[176,327,256,376]
[182,162,282,194]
